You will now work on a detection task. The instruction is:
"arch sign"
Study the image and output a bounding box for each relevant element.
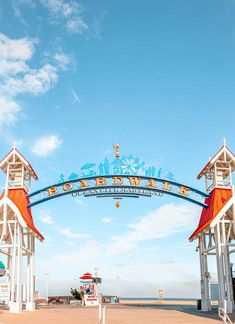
[28,148,209,208]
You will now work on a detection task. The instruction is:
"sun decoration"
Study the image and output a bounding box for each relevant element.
[121,155,140,175]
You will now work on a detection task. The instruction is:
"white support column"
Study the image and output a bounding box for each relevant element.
[27,235,35,311]
[9,223,23,313]
[199,234,211,311]
[215,223,226,311]
[6,251,11,307]
[221,219,234,313]
[26,230,31,310]
[16,224,22,312]
[9,220,17,311]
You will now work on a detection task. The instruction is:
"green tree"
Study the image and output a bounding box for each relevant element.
[70,288,82,300]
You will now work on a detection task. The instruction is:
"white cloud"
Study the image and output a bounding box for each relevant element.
[60,227,91,239]
[0,33,35,61]
[31,135,62,156]
[107,204,200,255]
[101,217,112,224]
[66,18,87,33]
[0,97,21,128]
[0,60,29,76]
[0,33,71,129]
[54,52,71,70]
[2,64,58,96]
[41,0,87,33]
[39,213,53,225]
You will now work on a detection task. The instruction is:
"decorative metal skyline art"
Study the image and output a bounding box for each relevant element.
[57,154,175,184]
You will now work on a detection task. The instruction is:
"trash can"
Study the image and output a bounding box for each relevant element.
[197,299,201,310]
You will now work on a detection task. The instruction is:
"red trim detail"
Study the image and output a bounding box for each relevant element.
[3,188,44,240]
[80,272,93,280]
[189,188,232,240]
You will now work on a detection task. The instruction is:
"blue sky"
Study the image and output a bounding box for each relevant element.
[0,0,235,298]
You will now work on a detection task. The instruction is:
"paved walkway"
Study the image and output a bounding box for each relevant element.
[0,303,225,324]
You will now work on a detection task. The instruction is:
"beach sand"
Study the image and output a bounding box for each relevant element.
[0,300,225,323]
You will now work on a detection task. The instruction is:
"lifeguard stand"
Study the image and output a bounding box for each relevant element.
[80,272,101,306]
[0,147,44,313]
[190,142,235,313]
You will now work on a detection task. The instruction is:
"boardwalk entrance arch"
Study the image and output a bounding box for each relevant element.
[0,144,235,314]
[28,175,209,208]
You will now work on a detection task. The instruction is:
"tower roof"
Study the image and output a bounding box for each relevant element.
[0,148,38,180]
[189,188,232,241]
[197,146,235,180]
[80,272,93,280]
[0,188,44,241]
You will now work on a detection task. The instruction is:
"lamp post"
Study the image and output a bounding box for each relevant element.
[45,272,49,304]
[94,267,99,296]
[116,276,120,299]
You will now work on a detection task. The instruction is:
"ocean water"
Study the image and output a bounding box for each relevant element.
[120,298,197,301]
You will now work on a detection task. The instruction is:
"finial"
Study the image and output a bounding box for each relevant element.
[116,200,120,208]
[13,141,16,149]
[223,137,226,147]
[113,144,120,158]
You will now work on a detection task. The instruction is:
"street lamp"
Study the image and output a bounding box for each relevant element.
[94,267,99,296]
[116,276,120,299]
[45,272,49,304]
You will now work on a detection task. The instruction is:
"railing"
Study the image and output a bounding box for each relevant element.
[98,304,106,324]
[218,301,233,324]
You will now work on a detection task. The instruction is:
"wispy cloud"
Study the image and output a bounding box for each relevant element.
[71,88,80,104]
[54,52,71,70]
[75,198,84,206]
[31,135,62,157]
[38,210,53,224]
[107,204,200,255]
[0,97,21,128]
[54,240,101,262]
[11,0,33,26]
[60,227,91,239]
[0,33,70,129]
[101,217,112,224]
[66,241,75,247]
[40,0,87,34]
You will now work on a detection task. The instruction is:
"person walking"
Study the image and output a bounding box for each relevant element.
[80,286,85,307]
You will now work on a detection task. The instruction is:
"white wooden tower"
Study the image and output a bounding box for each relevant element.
[190,142,235,313]
[0,147,43,313]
